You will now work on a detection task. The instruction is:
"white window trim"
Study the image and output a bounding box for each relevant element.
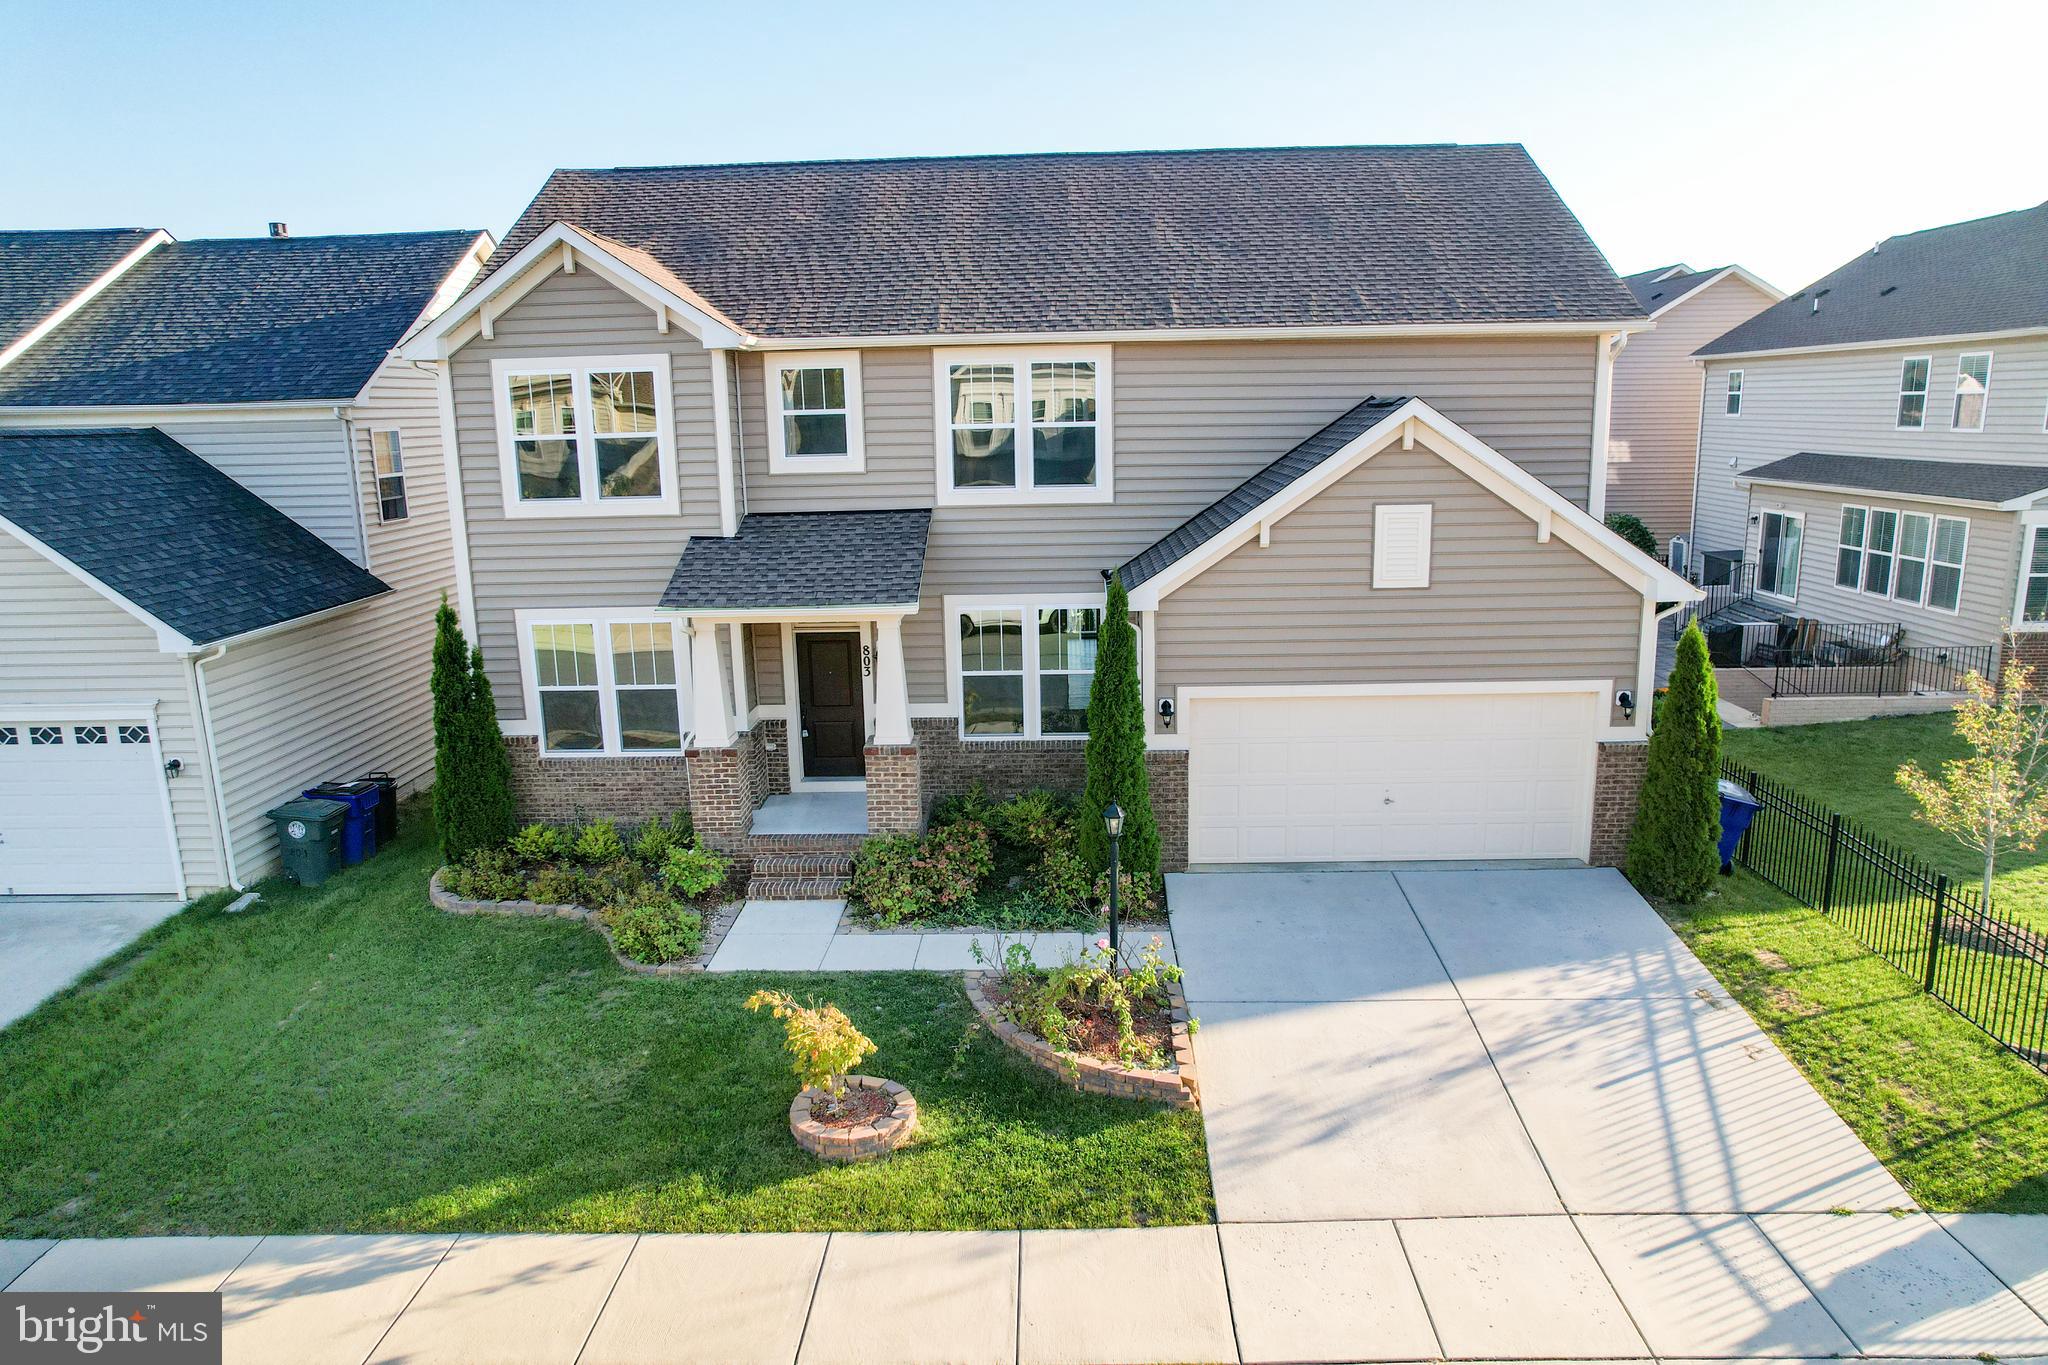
[1756,508,1804,601]
[1896,355,1932,430]
[1860,506,1899,597]
[2015,518,2048,631]
[369,428,407,523]
[514,608,692,757]
[1371,503,1433,589]
[942,593,1115,741]
[1837,502,1969,612]
[1951,351,1993,432]
[764,350,865,474]
[1726,369,1743,416]
[490,353,679,519]
[1836,504,1866,589]
[1892,510,1934,606]
[1928,514,1969,615]
[931,345,1114,506]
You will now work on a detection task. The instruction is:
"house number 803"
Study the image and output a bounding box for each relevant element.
[862,645,874,677]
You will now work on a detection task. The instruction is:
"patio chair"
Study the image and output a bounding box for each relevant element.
[1747,617,1822,668]
[1818,625,1906,668]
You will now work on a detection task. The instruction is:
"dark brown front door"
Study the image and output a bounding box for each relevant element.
[797,632,866,778]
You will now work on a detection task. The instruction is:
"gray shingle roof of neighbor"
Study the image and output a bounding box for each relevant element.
[1117,396,1411,589]
[1699,200,2048,355]
[0,228,159,354]
[660,510,933,610]
[1742,451,2048,506]
[1623,264,1726,312]
[492,145,1645,338]
[0,230,484,407]
[0,429,390,645]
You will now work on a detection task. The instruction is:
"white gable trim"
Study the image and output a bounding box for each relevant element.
[0,511,194,651]
[399,223,750,361]
[1125,398,1701,611]
[1645,265,1784,320]
[0,230,172,373]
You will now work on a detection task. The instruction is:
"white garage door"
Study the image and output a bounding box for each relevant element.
[0,719,180,895]
[1187,688,1600,864]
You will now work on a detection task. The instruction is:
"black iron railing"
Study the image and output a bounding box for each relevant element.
[1724,760,2048,1072]
[1738,621,1996,698]
[1672,559,1759,636]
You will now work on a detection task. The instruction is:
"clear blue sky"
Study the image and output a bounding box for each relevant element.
[6,0,2044,292]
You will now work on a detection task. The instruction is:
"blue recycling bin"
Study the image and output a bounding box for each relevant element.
[1716,779,1762,874]
[304,779,381,863]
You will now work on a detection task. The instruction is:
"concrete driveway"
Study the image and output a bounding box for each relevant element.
[1172,867,1910,1223]
[0,897,183,1028]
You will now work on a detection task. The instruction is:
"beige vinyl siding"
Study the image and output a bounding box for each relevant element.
[0,537,221,891]
[451,269,721,717]
[1695,335,2048,556]
[1744,483,2019,645]
[1607,275,1776,546]
[748,623,785,707]
[1153,442,1640,725]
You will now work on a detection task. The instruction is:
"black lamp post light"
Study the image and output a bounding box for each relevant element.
[1102,801,1124,966]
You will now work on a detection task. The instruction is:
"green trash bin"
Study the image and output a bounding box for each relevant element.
[266,797,349,886]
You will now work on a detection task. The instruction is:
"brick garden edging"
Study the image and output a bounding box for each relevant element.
[428,869,741,976]
[962,973,1199,1109]
[788,1076,917,1162]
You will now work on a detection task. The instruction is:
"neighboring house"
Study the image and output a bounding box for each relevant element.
[1606,264,1780,549]
[0,227,493,896]
[1691,201,2048,670]
[400,145,1694,872]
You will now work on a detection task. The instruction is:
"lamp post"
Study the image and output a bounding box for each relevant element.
[1102,802,1124,966]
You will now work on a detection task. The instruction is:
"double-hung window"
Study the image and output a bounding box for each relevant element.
[370,430,407,522]
[1862,508,1898,595]
[934,347,1112,504]
[1836,506,1866,587]
[765,351,864,473]
[1838,504,1969,609]
[1725,369,1744,415]
[1893,512,1933,604]
[1928,517,1967,612]
[1952,352,1992,431]
[525,613,689,755]
[2023,526,2048,626]
[1757,510,1803,599]
[492,355,676,516]
[1896,356,1931,429]
[952,600,1106,738]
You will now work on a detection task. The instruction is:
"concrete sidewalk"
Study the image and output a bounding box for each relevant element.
[6,1213,2046,1363]
[704,899,1174,973]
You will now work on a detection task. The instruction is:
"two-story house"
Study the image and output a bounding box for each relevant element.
[1607,264,1781,549]
[1692,201,2048,674]
[0,226,492,896]
[401,145,1695,872]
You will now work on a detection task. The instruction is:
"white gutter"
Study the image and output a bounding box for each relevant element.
[184,644,242,891]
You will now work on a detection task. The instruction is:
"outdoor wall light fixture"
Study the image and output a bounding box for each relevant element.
[1616,688,1637,721]
[1156,696,1176,727]
[1102,802,1124,962]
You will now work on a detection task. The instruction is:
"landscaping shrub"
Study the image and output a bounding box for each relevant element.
[845,822,994,926]
[744,989,877,1099]
[630,810,692,864]
[1092,867,1162,919]
[572,818,625,864]
[444,847,526,902]
[1079,571,1159,875]
[509,822,571,865]
[929,782,996,829]
[604,899,704,964]
[532,865,597,908]
[1606,512,1659,558]
[991,938,1185,1069]
[431,599,516,863]
[661,839,732,899]
[1627,621,1722,900]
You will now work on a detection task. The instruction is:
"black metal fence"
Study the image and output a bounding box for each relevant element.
[1742,623,1997,699]
[1673,559,1759,636]
[1723,760,2048,1072]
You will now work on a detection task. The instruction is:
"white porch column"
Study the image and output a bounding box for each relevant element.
[871,614,913,747]
[725,621,750,732]
[687,621,735,749]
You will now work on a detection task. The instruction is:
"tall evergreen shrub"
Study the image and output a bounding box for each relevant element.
[1078,571,1159,875]
[1626,621,1721,899]
[430,598,515,862]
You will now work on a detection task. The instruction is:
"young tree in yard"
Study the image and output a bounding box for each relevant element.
[464,644,517,852]
[1895,649,2048,913]
[1626,621,1722,900]
[430,597,471,861]
[429,598,515,863]
[1079,571,1159,876]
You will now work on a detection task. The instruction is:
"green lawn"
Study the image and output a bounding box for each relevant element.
[1664,871,2048,1213]
[1722,712,2046,930]
[0,808,1211,1239]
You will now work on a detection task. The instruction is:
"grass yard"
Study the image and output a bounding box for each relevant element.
[0,807,1212,1240]
[1664,871,2048,1213]
[1722,712,2047,931]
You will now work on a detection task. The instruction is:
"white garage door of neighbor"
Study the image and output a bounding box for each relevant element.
[1187,689,1601,864]
[0,719,179,895]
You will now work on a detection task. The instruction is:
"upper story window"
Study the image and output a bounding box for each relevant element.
[370,429,408,522]
[491,355,677,518]
[1895,356,1931,429]
[524,613,688,756]
[1725,369,1744,415]
[1952,352,1992,431]
[933,347,1113,505]
[766,351,864,473]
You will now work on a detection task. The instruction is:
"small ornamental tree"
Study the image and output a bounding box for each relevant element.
[1079,571,1159,877]
[745,989,877,1101]
[1605,513,1658,559]
[464,644,517,854]
[1895,648,2048,913]
[1626,621,1722,900]
[430,598,515,863]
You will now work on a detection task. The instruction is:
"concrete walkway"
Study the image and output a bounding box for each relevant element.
[0,896,183,1027]
[704,899,1174,973]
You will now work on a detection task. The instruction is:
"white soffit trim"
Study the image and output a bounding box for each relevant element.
[400,222,750,359]
[1126,397,1700,610]
[0,512,194,651]
[1646,264,1785,320]
[0,229,172,372]
[757,318,1652,351]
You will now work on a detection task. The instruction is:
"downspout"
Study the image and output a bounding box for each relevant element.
[337,404,371,571]
[183,644,243,890]
[730,351,749,516]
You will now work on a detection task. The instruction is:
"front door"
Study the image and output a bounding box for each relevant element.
[797,632,866,778]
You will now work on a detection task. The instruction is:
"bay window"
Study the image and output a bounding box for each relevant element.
[493,355,676,516]
[952,599,1108,739]
[934,347,1112,504]
[524,613,689,755]
[766,351,864,473]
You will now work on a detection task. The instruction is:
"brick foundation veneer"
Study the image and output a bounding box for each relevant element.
[864,745,923,834]
[506,736,691,825]
[1591,740,1648,868]
[749,718,792,799]
[686,726,780,852]
[2002,633,2048,687]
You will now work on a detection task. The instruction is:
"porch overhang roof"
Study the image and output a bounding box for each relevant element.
[1738,451,2048,510]
[659,509,931,614]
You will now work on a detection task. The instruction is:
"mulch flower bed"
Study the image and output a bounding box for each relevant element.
[963,973,1199,1109]
[427,868,744,976]
[788,1076,917,1162]
[984,977,1175,1066]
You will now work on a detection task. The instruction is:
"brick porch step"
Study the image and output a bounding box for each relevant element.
[746,873,851,901]
[744,847,856,901]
